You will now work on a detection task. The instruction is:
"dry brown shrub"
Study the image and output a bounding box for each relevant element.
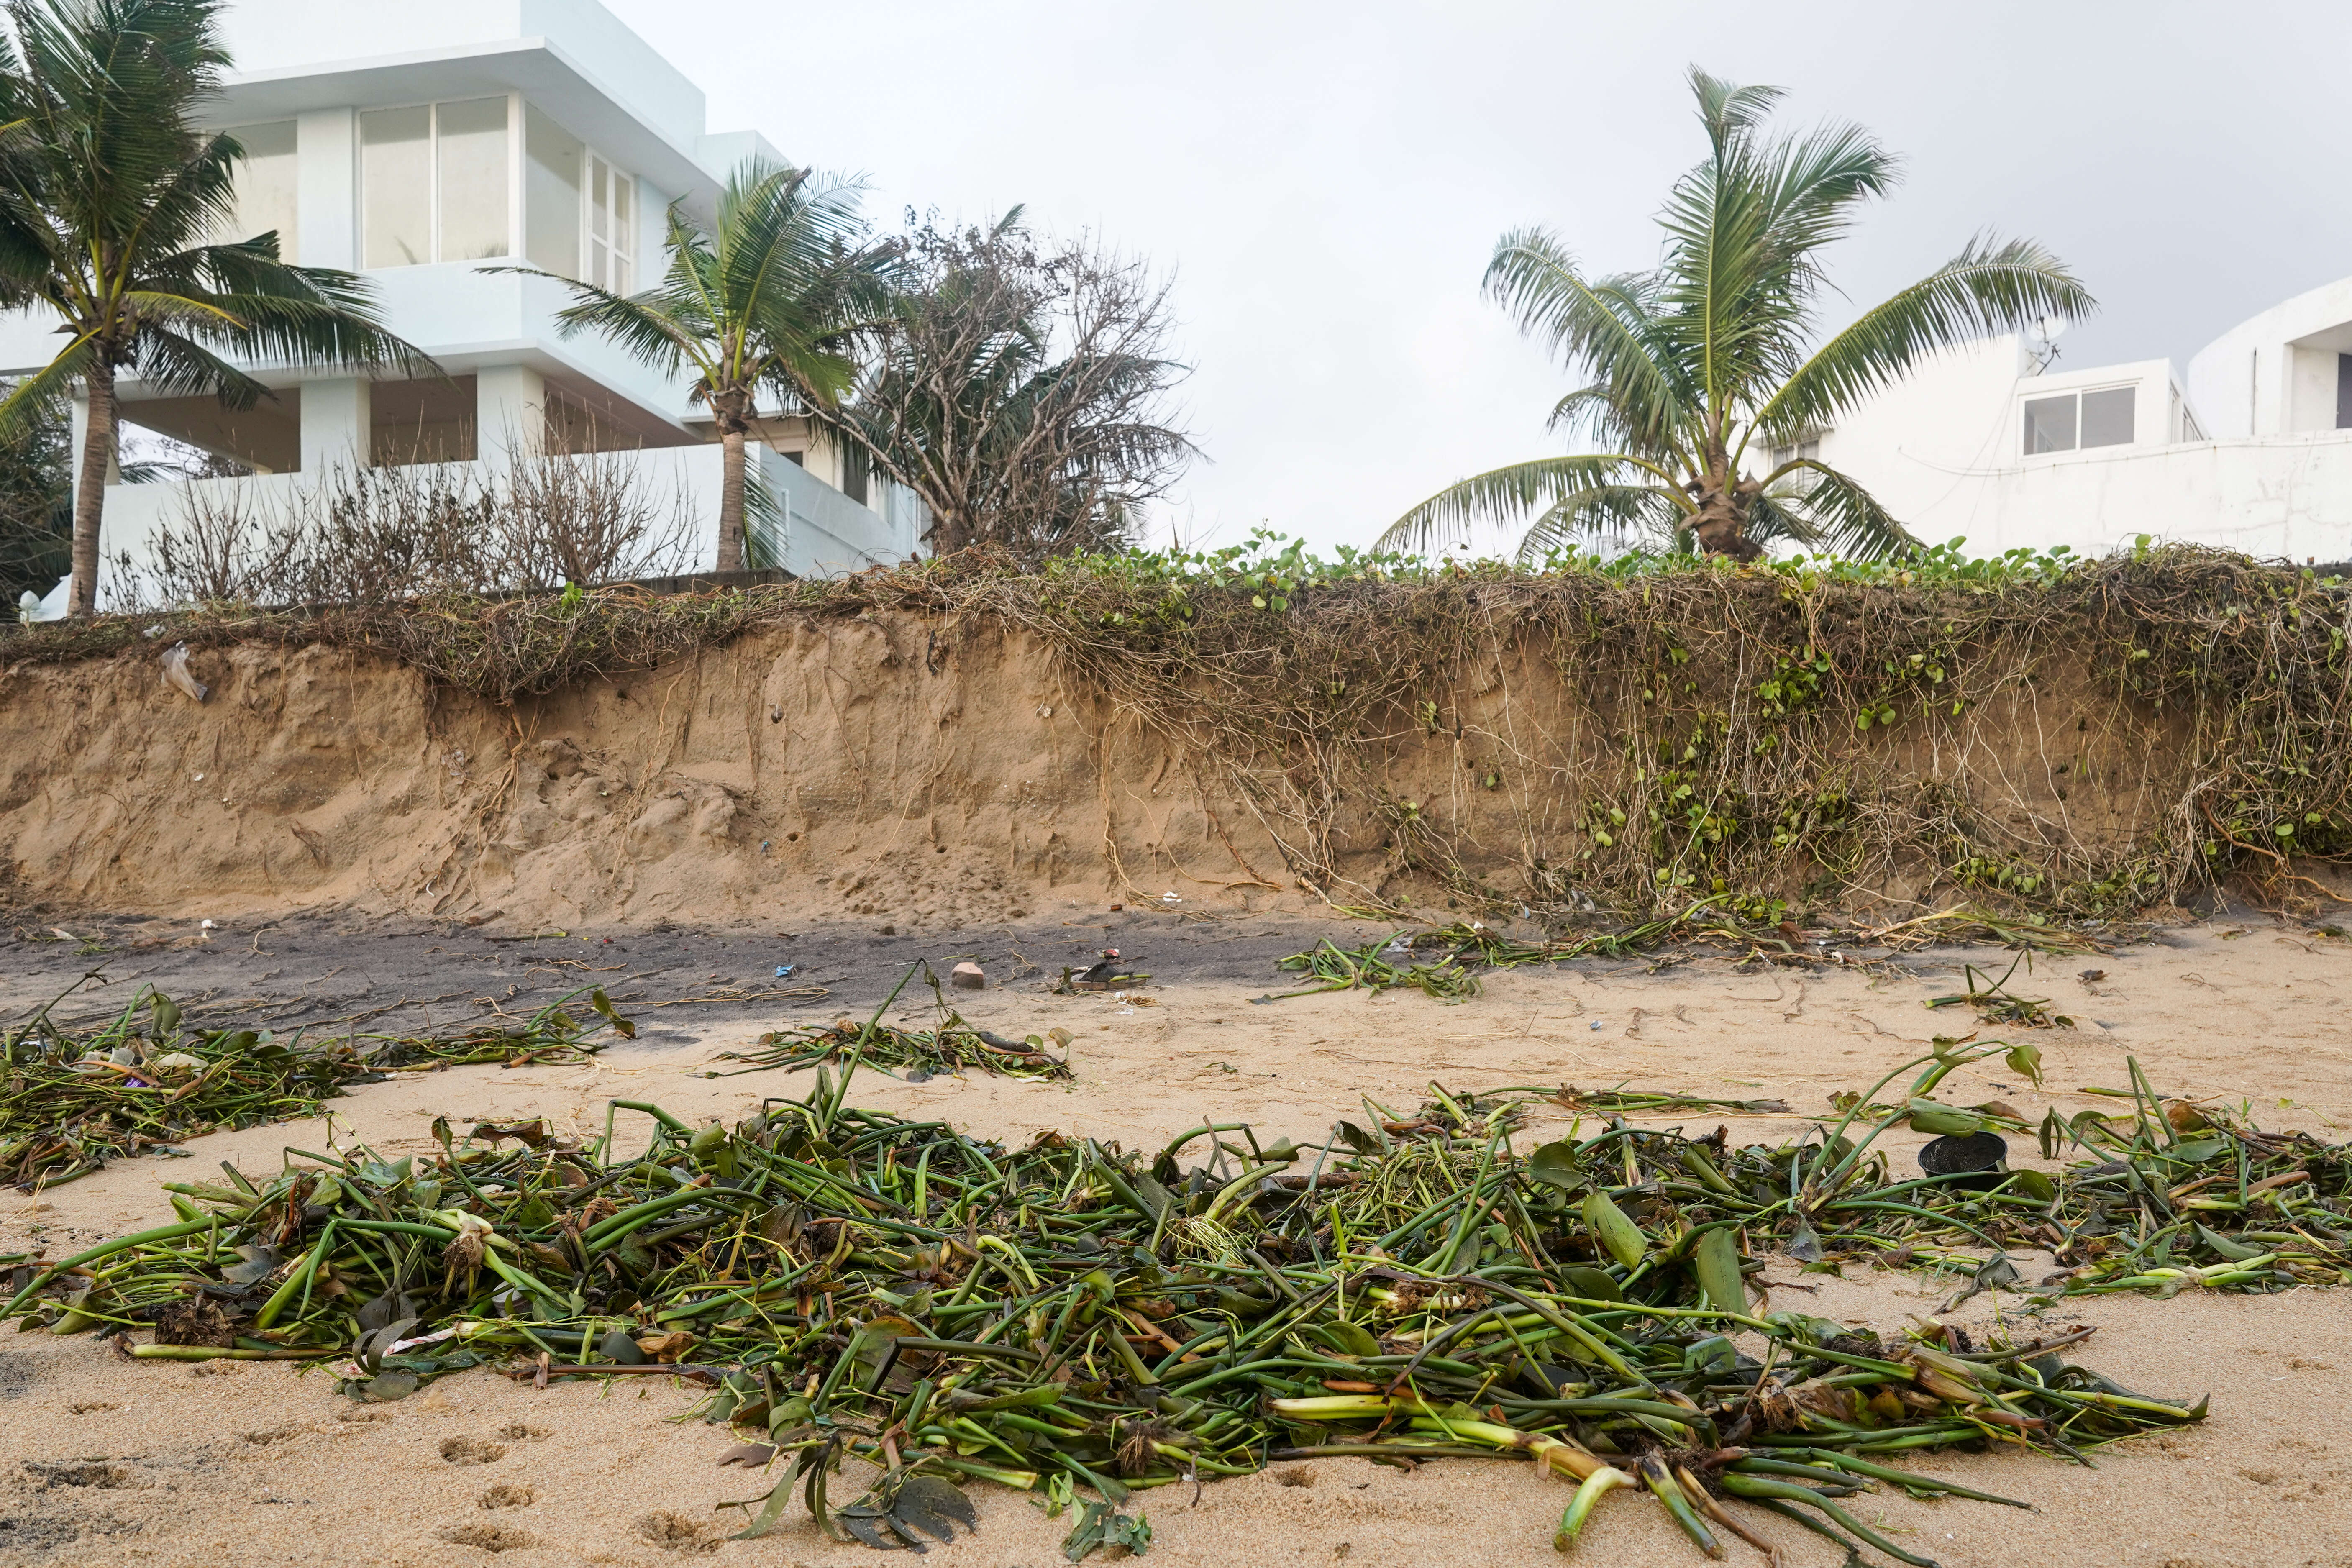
[125,451,693,608]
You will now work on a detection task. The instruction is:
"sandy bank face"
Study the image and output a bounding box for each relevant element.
[3,594,2249,938]
[0,623,1305,931]
[3,917,2349,1566]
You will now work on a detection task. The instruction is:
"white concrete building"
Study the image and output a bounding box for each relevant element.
[1775,279,2352,563]
[0,0,923,604]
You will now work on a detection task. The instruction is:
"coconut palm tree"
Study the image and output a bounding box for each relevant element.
[1380,69,2096,564]
[518,159,901,572]
[0,0,433,615]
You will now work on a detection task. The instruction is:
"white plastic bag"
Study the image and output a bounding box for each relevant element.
[160,641,209,703]
[16,576,68,623]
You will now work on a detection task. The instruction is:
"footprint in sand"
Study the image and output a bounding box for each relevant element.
[436,1522,534,1553]
[439,1435,507,1465]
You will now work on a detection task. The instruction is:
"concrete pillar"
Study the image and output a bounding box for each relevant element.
[301,378,372,473]
[295,108,357,269]
[477,364,546,468]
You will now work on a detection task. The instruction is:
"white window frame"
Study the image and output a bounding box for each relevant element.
[2019,382,2139,458]
[511,99,640,291]
[582,148,638,294]
[356,92,524,269]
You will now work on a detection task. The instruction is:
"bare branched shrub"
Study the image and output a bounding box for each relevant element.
[500,451,694,589]
[811,213,1195,559]
[133,453,693,607]
[121,479,295,604]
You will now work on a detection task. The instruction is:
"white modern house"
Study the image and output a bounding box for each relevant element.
[0,0,923,608]
[1773,278,2352,563]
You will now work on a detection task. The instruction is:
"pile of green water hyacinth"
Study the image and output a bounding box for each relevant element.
[705,1016,1074,1083]
[0,977,628,1191]
[1258,934,1483,1002]
[10,1006,2276,1563]
[1288,902,2111,993]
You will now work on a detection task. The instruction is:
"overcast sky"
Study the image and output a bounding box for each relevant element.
[605,0,2352,554]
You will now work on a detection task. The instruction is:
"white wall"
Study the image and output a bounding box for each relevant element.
[218,0,530,72]
[354,264,689,417]
[1796,334,2035,541]
[2186,274,2352,439]
[217,0,708,154]
[1783,336,2270,558]
[765,454,921,577]
[1922,433,2352,561]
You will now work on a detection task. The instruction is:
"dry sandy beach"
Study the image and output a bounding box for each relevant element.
[4,915,2350,1568]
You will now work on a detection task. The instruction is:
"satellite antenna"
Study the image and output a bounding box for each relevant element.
[2026,315,2063,374]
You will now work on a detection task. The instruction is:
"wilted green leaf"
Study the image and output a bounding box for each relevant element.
[1558,1266,1624,1303]
[1064,1499,1152,1562]
[1583,1191,1648,1270]
[1527,1140,1583,1191]
[1692,1227,1748,1313]
[589,987,637,1039]
[1906,1100,1983,1136]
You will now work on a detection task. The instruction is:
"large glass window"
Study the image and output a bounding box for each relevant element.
[360,99,513,268]
[436,97,512,261]
[359,106,432,267]
[2021,394,2076,455]
[524,105,583,279]
[520,105,637,292]
[2021,386,2135,455]
[218,120,299,261]
[2079,387,2134,448]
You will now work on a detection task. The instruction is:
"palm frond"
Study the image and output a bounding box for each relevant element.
[1685,66,1784,153]
[1760,460,1918,559]
[1756,235,2095,440]
[1378,453,1679,555]
[126,328,269,405]
[1483,231,1688,456]
[0,336,95,437]
[1514,482,1687,564]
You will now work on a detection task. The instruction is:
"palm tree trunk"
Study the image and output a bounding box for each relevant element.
[68,362,115,617]
[716,427,746,572]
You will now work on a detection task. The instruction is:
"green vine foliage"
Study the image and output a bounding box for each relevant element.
[7,531,2348,926]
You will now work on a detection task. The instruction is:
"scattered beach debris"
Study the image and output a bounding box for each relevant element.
[1549,1085,1795,1116]
[18,1027,2314,1558]
[0,976,628,1190]
[1058,950,1147,994]
[159,641,208,702]
[1277,902,2116,990]
[708,1016,1071,1082]
[1255,934,1478,1003]
[1925,955,2075,1029]
[705,961,1071,1083]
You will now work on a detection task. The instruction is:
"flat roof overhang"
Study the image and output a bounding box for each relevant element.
[112,338,703,451]
[205,38,725,211]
